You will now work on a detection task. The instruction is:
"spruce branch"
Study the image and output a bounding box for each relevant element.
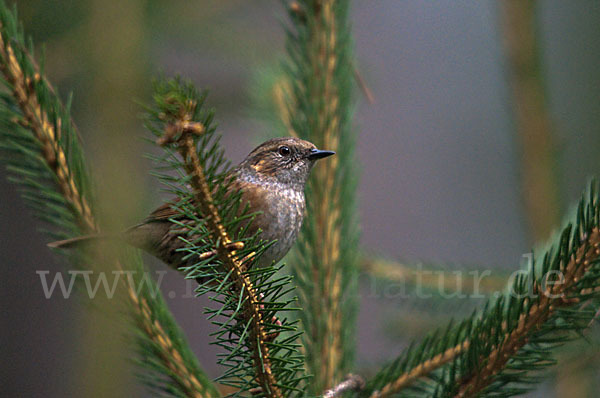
[0,20,95,232]
[0,4,217,396]
[362,181,600,397]
[361,314,475,397]
[147,78,307,397]
[132,300,212,397]
[454,227,600,397]
[284,0,360,392]
[126,257,219,398]
[369,341,470,398]
[159,115,281,398]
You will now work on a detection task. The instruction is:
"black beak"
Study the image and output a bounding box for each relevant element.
[307,148,336,160]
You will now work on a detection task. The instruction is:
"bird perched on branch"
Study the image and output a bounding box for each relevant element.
[49,137,334,270]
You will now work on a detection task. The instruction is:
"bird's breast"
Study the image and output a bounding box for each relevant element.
[242,182,305,267]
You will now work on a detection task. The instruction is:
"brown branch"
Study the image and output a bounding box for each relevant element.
[160,116,281,397]
[126,275,213,398]
[288,1,349,388]
[0,29,96,233]
[370,340,470,398]
[455,229,600,398]
[353,67,374,104]
[362,257,508,294]
[309,0,345,389]
[0,27,212,397]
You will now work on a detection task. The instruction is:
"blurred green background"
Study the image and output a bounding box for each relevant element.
[2,1,600,396]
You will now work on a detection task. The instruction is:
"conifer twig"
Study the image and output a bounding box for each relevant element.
[0,12,216,397]
[0,28,95,232]
[126,286,215,398]
[310,3,345,381]
[370,341,470,398]
[455,229,600,397]
[286,0,359,391]
[289,1,373,105]
[159,114,281,398]
[362,182,600,397]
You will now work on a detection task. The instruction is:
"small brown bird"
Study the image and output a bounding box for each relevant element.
[49,137,334,270]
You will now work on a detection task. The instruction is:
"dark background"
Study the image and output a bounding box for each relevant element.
[2,1,600,396]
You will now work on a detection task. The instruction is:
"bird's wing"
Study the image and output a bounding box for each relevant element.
[144,171,241,223]
[146,199,184,222]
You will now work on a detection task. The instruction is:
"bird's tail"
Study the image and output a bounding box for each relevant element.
[47,234,111,249]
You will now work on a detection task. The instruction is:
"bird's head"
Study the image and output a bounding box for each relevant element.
[240,137,335,188]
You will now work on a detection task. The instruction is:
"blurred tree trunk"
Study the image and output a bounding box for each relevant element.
[500,2,592,397]
[73,1,148,397]
[500,0,561,243]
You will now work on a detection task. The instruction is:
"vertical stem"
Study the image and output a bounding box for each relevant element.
[310,1,343,387]
[500,0,561,242]
[85,0,148,225]
[287,0,359,393]
[74,1,147,396]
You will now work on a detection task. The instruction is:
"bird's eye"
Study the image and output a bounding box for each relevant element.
[278,146,291,156]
